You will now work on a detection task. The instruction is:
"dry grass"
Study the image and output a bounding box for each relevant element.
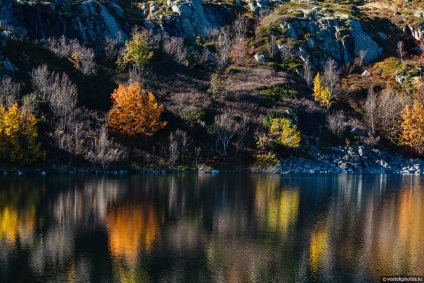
[224,67,290,93]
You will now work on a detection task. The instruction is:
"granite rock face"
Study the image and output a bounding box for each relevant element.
[255,145,424,175]
[0,0,128,43]
[277,10,383,67]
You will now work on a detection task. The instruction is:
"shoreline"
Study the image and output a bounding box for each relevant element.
[1,144,424,176]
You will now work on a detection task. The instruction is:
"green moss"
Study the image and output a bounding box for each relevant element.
[267,58,302,73]
[260,84,299,101]
[182,109,214,125]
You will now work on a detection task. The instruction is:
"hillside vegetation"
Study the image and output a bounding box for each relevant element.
[0,0,424,170]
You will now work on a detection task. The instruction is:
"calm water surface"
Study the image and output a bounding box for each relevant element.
[0,174,423,282]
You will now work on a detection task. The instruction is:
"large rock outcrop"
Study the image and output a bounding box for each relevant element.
[0,0,129,42]
[277,8,383,67]
[141,0,234,39]
[0,0,235,43]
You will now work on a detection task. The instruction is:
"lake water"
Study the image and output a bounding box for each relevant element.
[0,174,423,282]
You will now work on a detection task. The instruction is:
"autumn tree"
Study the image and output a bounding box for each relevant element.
[400,100,424,152]
[269,117,301,148]
[0,103,41,164]
[107,83,166,137]
[117,33,153,70]
[313,73,332,108]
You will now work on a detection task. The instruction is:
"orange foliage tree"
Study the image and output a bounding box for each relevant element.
[107,83,166,137]
[400,100,424,152]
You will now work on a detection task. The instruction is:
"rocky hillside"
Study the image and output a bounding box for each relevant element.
[0,0,424,170]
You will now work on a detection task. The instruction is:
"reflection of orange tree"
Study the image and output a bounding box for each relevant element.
[255,175,299,236]
[106,203,164,265]
[368,185,424,278]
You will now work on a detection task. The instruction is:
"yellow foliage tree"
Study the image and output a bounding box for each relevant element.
[269,117,301,148]
[0,103,41,164]
[107,83,167,137]
[117,33,153,69]
[313,73,332,108]
[400,100,424,152]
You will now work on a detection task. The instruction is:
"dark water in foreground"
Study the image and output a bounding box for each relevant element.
[0,174,423,282]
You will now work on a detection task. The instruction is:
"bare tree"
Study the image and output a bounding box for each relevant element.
[213,112,247,156]
[278,40,293,62]
[268,34,278,59]
[86,126,127,169]
[354,50,367,69]
[0,77,20,107]
[322,59,341,98]
[397,41,406,61]
[192,48,209,67]
[48,72,78,131]
[32,64,52,100]
[376,86,406,136]
[46,36,96,75]
[73,44,96,76]
[303,61,314,88]
[167,129,188,165]
[327,111,346,136]
[194,146,201,166]
[232,114,249,158]
[233,14,248,40]
[163,36,188,66]
[22,93,39,115]
[365,86,377,135]
[215,26,232,72]
[104,37,121,61]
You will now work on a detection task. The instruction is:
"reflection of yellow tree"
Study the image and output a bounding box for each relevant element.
[106,203,163,265]
[255,176,299,236]
[0,205,35,244]
[309,218,329,275]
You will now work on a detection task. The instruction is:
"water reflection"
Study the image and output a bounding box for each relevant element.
[0,174,423,282]
[107,203,163,264]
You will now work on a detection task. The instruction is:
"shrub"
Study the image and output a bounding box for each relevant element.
[207,74,227,101]
[254,152,280,169]
[117,33,153,70]
[313,73,332,108]
[0,103,41,164]
[400,100,424,153]
[260,84,299,101]
[269,117,301,148]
